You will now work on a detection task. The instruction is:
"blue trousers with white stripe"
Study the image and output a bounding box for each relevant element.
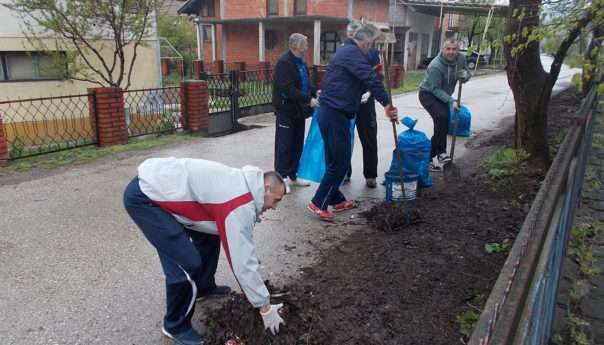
[123,177,220,334]
[311,105,351,210]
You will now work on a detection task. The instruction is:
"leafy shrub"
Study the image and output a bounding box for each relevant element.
[481,148,530,181]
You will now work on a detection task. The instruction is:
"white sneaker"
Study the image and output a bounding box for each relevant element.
[437,153,452,164]
[291,178,311,187]
[283,177,292,194]
[430,158,443,172]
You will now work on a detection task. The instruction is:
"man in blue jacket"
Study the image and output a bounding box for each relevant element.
[307,23,398,222]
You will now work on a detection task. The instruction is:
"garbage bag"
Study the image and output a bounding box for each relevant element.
[448,104,471,137]
[387,116,432,188]
[298,107,356,183]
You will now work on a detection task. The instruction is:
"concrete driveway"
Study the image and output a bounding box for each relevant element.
[0,56,579,345]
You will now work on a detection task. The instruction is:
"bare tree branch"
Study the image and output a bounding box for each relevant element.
[125,3,152,89]
[3,0,158,89]
[53,8,117,84]
[66,74,106,87]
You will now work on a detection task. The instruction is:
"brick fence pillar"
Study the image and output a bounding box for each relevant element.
[176,59,185,77]
[89,87,128,146]
[160,58,170,76]
[229,61,244,72]
[180,80,209,133]
[230,61,246,81]
[258,61,271,85]
[193,60,205,79]
[213,60,224,74]
[399,65,406,89]
[0,116,8,167]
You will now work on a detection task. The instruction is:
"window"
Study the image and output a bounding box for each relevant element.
[267,0,278,16]
[294,0,306,15]
[0,52,67,82]
[202,25,213,43]
[200,0,215,17]
[320,32,339,62]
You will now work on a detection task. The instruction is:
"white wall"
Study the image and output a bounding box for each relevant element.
[0,5,29,37]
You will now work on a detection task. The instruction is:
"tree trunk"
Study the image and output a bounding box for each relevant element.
[504,0,551,167]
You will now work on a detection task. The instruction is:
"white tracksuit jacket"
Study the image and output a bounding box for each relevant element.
[137,157,270,308]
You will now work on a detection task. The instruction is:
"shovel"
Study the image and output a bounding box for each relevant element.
[381,47,407,201]
[444,78,463,178]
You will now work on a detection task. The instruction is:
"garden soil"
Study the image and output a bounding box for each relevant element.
[200,89,580,345]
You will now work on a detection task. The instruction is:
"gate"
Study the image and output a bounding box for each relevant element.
[204,68,273,135]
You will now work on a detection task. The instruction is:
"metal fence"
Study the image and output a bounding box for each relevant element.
[0,73,274,160]
[203,69,273,135]
[207,73,232,113]
[123,87,182,137]
[468,87,601,345]
[238,69,272,109]
[206,69,272,116]
[0,94,96,159]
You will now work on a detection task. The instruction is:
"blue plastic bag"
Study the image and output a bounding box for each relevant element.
[298,107,355,183]
[448,104,471,137]
[387,117,432,188]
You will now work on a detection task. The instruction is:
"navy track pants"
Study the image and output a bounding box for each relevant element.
[123,177,220,334]
[311,105,351,210]
[274,111,306,180]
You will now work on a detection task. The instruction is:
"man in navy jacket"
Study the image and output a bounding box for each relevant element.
[307,23,398,221]
[272,33,318,193]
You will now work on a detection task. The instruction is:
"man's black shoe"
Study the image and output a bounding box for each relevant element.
[196,285,232,302]
[365,178,377,188]
[162,327,204,345]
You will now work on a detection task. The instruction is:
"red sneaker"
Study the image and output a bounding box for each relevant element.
[307,202,334,222]
[332,200,358,212]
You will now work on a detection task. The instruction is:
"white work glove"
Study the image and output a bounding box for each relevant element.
[310,97,320,108]
[260,303,285,335]
[360,91,371,104]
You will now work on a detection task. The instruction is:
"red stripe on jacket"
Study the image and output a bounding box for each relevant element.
[154,192,254,269]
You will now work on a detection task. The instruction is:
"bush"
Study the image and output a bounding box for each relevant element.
[9,136,25,159]
[481,148,530,181]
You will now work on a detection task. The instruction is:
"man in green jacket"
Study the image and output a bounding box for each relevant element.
[419,38,470,171]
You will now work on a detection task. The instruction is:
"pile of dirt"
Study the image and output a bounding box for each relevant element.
[201,89,580,345]
[361,203,423,232]
[203,174,538,345]
[204,283,324,345]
